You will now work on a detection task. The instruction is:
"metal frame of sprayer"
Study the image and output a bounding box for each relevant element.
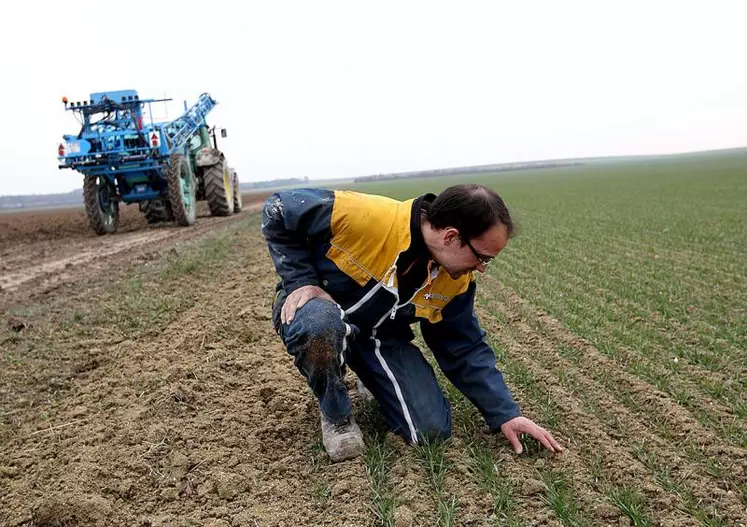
[57,89,241,236]
[57,90,217,204]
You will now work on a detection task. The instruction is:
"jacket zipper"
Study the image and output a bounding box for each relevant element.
[386,263,440,322]
[345,252,441,330]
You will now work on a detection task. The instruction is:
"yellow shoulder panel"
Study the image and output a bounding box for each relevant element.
[326,191,413,286]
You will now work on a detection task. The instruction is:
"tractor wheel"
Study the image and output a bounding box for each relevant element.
[140,199,174,224]
[166,153,197,226]
[232,169,243,213]
[83,176,119,235]
[203,158,233,216]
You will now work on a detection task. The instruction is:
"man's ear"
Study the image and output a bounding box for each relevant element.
[443,227,459,245]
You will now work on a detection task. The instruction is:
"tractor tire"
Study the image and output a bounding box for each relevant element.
[166,153,197,226]
[203,159,233,216]
[141,199,174,224]
[232,169,243,213]
[83,176,119,235]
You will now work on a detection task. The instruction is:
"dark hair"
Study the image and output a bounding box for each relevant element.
[425,184,514,240]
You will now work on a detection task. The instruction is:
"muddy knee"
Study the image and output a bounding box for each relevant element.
[296,297,347,334]
[283,298,349,363]
[305,335,338,372]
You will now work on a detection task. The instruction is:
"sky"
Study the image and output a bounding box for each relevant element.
[1,0,746,196]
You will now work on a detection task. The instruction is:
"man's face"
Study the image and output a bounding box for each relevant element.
[432,223,509,279]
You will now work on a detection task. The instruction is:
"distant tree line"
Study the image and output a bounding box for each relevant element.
[353,161,582,183]
[244,177,309,189]
[0,189,83,209]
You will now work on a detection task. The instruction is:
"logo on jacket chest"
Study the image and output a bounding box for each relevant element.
[423,292,450,302]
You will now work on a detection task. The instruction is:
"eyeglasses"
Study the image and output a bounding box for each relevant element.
[461,236,495,266]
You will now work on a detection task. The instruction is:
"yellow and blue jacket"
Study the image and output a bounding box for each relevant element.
[260,188,521,430]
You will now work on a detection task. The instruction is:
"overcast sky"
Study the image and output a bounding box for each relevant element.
[2,0,746,196]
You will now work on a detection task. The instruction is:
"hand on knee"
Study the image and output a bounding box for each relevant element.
[281,286,335,324]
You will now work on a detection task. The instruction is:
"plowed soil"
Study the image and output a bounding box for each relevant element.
[0,197,267,309]
[1,197,745,526]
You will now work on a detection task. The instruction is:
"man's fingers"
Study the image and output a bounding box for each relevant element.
[534,431,556,453]
[281,296,293,325]
[284,304,295,324]
[294,293,311,314]
[286,296,301,323]
[284,289,315,324]
[529,426,563,454]
[547,432,564,453]
[281,292,301,325]
[290,290,318,322]
[502,417,563,456]
[280,286,336,326]
[505,428,523,454]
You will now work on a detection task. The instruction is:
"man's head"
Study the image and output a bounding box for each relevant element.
[423,184,514,279]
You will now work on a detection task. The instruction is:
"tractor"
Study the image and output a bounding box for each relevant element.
[58,90,242,234]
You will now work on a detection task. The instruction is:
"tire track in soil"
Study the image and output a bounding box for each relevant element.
[475,286,747,525]
[0,205,263,312]
[0,229,176,291]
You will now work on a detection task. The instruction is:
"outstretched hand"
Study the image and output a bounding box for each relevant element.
[281,285,335,325]
[500,416,563,455]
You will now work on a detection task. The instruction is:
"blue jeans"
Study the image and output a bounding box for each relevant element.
[273,291,452,444]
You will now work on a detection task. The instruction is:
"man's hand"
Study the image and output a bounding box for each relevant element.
[500,416,563,454]
[281,285,335,325]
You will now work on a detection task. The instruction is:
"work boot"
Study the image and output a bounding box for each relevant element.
[356,377,374,402]
[320,413,365,462]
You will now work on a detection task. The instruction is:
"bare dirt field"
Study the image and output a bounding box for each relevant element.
[0,195,269,310]
[1,187,745,527]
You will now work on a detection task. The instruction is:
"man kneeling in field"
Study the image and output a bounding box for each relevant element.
[260,184,563,461]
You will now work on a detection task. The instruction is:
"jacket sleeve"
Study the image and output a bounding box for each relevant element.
[260,188,335,294]
[420,281,522,430]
